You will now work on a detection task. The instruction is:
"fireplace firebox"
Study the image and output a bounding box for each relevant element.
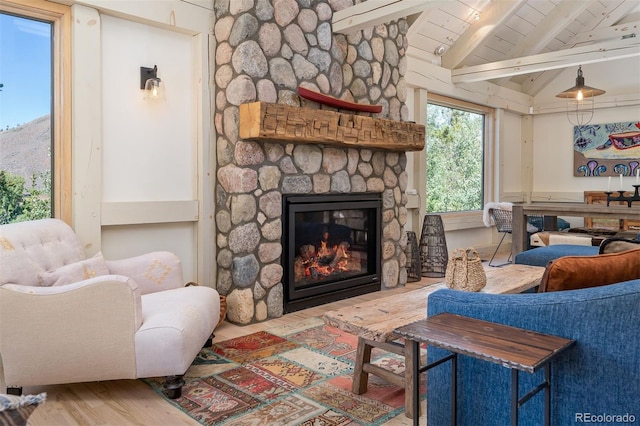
[283,193,381,313]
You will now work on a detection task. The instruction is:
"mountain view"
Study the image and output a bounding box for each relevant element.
[0,114,51,190]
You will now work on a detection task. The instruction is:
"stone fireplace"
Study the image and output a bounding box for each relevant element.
[213,0,420,324]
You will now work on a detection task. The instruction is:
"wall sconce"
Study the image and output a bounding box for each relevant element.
[555,66,605,126]
[140,65,166,101]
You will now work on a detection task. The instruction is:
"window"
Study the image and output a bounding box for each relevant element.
[426,94,492,214]
[0,0,70,224]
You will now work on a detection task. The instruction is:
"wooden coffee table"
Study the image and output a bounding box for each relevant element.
[322,263,545,418]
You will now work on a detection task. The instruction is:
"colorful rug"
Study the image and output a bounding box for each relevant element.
[144,317,425,425]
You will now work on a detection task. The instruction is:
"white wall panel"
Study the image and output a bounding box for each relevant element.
[101,222,196,284]
[101,14,194,202]
[502,110,523,193]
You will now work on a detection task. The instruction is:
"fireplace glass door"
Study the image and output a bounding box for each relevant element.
[283,194,381,312]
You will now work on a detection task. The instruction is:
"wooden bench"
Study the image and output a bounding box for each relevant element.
[322,263,545,418]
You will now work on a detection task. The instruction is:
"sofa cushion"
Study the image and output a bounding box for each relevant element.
[540,247,640,292]
[37,252,109,286]
[514,244,599,267]
[599,237,640,254]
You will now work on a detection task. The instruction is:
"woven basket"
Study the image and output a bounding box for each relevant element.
[444,248,487,292]
[185,282,227,326]
[218,295,227,326]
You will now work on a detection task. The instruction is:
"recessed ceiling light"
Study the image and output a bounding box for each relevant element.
[434,45,447,56]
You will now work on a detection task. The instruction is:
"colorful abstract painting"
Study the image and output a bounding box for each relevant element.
[573,121,640,177]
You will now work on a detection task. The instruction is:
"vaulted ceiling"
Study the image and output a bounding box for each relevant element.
[333,0,640,96]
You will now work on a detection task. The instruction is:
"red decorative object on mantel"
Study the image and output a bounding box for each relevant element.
[297,86,383,114]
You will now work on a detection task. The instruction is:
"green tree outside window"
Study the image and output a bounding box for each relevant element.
[426,104,484,213]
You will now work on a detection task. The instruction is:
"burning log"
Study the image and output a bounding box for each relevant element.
[294,232,363,284]
[330,242,350,268]
[294,257,306,281]
[300,244,316,260]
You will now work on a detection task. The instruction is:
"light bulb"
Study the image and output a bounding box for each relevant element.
[576,90,583,101]
[143,78,165,101]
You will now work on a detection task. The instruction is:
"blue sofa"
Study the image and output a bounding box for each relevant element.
[426,279,640,425]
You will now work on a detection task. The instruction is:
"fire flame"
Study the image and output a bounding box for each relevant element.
[303,242,350,278]
[294,228,361,283]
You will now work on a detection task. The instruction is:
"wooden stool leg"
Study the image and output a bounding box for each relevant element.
[352,336,373,394]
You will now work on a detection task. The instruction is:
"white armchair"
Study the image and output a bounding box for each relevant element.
[0,218,220,398]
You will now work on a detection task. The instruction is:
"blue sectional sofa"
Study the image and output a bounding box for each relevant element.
[425,279,640,425]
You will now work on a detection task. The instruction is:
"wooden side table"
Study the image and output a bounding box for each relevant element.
[394,313,575,425]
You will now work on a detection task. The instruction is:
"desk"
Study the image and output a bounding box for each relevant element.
[394,313,575,426]
[512,202,640,256]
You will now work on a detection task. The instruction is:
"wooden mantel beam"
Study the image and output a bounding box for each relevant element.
[239,102,425,152]
[332,0,434,34]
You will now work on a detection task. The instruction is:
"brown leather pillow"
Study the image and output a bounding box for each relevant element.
[539,247,640,292]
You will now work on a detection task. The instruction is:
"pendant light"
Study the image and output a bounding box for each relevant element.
[555,66,605,126]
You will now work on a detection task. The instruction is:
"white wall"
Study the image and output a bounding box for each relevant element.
[98,15,197,279]
[532,57,640,211]
[69,1,214,286]
[501,110,524,194]
[101,15,194,203]
[532,105,640,194]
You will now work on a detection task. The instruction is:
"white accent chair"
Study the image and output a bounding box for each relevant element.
[0,218,220,398]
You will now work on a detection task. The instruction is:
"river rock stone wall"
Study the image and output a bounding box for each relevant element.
[214,0,410,324]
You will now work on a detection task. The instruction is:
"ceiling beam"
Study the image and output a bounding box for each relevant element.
[494,1,591,86]
[405,50,533,115]
[521,0,640,95]
[571,21,640,45]
[440,0,525,69]
[332,0,436,34]
[451,37,640,83]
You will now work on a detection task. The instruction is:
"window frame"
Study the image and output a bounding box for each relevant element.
[0,0,71,223]
[426,93,495,230]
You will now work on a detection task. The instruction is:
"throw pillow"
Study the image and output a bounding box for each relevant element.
[105,251,183,294]
[539,247,640,292]
[599,237,640,254]
[0,393,46,426]
[37,252,109,286]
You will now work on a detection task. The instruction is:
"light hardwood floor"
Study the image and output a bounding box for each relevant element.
[3,250,510,425]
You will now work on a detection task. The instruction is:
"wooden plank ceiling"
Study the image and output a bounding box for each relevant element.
[333,0,640,96]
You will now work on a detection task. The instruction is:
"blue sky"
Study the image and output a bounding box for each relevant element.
[0,13,51,130]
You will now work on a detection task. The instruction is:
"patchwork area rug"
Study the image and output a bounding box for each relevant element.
[144,317,425,425]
